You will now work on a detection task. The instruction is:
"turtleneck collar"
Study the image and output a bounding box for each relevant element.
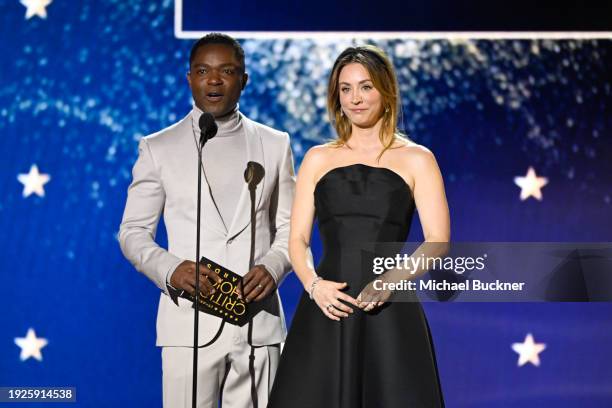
[192,104,242,137]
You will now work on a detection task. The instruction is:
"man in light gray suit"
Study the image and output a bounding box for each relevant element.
[119,33,295,408]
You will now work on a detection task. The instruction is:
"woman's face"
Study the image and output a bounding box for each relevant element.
[338,63,383,128]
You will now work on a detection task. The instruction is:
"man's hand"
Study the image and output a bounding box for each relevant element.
[169,260,222,297]
[239,265,277,303]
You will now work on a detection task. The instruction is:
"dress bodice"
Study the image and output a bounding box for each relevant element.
[314,164,415,248]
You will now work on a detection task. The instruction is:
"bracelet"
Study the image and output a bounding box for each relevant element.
[308,276,323,300]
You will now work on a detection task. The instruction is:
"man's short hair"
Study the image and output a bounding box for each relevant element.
[189,33,246,71]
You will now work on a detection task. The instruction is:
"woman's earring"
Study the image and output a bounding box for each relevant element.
[340,110,344,117]
[385,106,390,113]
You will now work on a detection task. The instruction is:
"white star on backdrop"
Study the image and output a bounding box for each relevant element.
[17,164,51,198]
[514,167,548,201]
[512,333,546,367]
[14,328,48,361]
[20,0,52,20]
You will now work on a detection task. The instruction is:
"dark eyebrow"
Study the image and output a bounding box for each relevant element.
[339,79,373,85]
[192,63,239,68]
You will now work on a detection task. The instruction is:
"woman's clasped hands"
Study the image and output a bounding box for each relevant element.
[309,277,387,320]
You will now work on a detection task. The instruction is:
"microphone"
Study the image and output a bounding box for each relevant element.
[198,112,218,147]
[244,161,265,191]
[191,110,217,408]
[243,160,266,408]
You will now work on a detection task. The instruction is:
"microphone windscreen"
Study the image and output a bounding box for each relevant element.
[198,112,218,145]
[244,161,265,186]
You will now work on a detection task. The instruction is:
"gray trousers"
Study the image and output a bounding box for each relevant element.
[161,324,280,408]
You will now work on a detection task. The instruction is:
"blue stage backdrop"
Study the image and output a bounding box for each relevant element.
[1,0,611,407]
[178,0,612,32]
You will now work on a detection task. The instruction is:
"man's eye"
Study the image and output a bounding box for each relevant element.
[223,68,235,74]
[197,68,207,75]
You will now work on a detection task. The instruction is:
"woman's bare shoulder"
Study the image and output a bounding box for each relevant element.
[302,145,337,166]
[305,144,336,157]
[300,144,342,178]
[392,140,436,166]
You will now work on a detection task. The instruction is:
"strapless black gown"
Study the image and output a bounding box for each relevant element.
[268,164,444,408]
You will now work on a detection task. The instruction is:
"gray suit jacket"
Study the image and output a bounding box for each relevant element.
[119,111,295,347]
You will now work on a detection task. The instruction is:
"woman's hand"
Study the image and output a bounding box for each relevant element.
[357,278,392,312]
[311,280,359,321]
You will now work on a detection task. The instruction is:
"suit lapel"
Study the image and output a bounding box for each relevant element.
[188,113,229,235]
[200,162,229,234]
[226,115,265,240]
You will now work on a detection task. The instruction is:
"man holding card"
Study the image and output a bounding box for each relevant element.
[118,33,295,408]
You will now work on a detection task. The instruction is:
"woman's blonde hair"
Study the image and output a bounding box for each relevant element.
[327,45,405,160]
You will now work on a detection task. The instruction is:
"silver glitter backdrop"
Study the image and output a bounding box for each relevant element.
[1,0,611,406]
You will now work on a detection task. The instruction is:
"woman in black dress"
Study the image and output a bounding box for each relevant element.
[268,45,450,408]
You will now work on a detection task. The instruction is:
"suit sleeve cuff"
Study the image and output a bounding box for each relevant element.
[258,254,284,284]
[163,257,184,295]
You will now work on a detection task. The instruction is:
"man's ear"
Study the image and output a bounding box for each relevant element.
[186,71,192,89]
[241,72,249,91]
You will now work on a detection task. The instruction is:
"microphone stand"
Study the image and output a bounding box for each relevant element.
[191,112,217,408]
[192,136,204,408]
[244,161,265,408]
[247,168,258,408]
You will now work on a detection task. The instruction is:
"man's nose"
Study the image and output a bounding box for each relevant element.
[207,70,222,85]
